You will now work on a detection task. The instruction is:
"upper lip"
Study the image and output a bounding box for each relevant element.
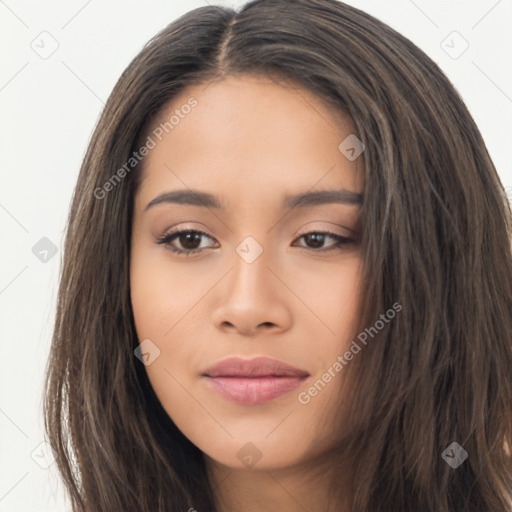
[203,357,310,378]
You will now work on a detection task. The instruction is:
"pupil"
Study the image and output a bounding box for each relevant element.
[181,232,201,250]
[306,233,324,248]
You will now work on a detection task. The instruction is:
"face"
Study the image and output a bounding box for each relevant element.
[130,74,364,471]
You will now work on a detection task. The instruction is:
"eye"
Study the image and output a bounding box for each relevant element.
[292,231,356,252]
[155,228,218,256]
[154,229,356,257]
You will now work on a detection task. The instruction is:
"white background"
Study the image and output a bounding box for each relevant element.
[1,1,511,510]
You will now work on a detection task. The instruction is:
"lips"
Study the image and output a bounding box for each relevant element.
[202,357,309,405]
[204,357,309,378]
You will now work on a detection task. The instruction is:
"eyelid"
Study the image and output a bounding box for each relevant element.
[294,220,356,237]
[154,224,357,257]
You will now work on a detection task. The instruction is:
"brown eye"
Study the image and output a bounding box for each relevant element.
[155,229,217,255]
[155,229,356,257]
[177,232,203,250]
[293,231,355,252]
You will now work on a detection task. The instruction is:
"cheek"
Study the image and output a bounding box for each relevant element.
[290,260,363,406]
[337,276,362,338]
[289,257,363,341]
[129,245,198,339]
[130,272,164,342]
[129,247,208,389]
[130,254,202,427]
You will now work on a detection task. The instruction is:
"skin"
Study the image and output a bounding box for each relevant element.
[130,74,364,512]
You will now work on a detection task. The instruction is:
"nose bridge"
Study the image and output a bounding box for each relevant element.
[210,234,292,335]
[229,235,272,299]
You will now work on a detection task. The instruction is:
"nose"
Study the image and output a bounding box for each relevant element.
[210,250,292,337]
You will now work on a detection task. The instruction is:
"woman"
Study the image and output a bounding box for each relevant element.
[43,0,512,510]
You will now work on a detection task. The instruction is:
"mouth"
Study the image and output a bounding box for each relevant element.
[202,356,310,405]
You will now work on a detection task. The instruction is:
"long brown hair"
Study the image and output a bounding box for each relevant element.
[43,0,512,510]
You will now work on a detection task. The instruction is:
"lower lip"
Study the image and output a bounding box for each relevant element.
[205,376,307,405]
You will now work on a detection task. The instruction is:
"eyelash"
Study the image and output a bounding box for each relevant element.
[155,228,356,256]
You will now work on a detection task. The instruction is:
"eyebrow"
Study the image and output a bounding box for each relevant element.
[144,188,363,211]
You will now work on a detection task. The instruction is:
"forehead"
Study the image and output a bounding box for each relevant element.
[135,74,364,210]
